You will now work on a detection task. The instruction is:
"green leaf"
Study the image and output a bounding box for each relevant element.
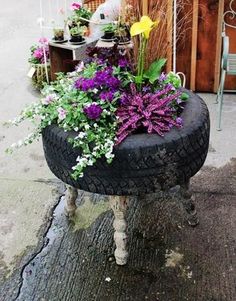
[180,92,189,101]
[144,58,167,84]
[134,75,143,84]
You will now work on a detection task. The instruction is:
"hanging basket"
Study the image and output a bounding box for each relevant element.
[30,63,50,91]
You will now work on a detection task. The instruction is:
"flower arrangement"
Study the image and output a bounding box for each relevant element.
[68,2,92,28]
[28,38,49,65]
[8,16,188,180]
[28,38,50,90]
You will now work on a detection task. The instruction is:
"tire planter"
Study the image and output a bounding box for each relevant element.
[42,90,210,196]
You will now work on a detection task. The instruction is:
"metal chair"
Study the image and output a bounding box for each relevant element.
[216,1,236,131]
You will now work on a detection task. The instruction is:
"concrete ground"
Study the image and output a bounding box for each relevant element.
[0,1,236,300]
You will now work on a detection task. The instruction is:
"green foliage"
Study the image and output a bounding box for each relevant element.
[167,72,182,89]
[102,23,117,33]
[144,58,167,84]
[180,92,189,101]
[69,26,86,36]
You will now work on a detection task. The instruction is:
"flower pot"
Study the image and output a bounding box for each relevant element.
[53,29,64,41]
[102,31,115,40]
[42,90,210,196]
[115,36,131,45]
[70,34,83,43]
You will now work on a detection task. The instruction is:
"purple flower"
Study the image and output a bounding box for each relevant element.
[75,78,96,91]
[94,70,110,85]
[176,117,183,125]
[165,83,175,91]
[71,2,81,10]
[120,94,129,105]
[100,91,114,102]
[159,72,167,82]
[176,98,182,104]
[142,86,151,93]
[33,48,43,60]
[107,77,120,89]
[84,104,103,120]
[57,107,67,120]
[42,94,55,105]
[118,58,129,68]
[39,37,48,45]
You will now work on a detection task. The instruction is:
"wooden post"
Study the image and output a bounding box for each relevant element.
[190,0,199,91]
[142,0,148,15]
[167,0,173,72]
[214,0,224,93]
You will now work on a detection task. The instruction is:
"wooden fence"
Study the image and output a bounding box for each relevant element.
[176,0,236,92]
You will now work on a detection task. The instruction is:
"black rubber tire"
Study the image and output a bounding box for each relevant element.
[42,90,210,196]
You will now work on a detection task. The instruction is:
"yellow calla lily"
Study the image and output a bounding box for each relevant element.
[130,16,159,39]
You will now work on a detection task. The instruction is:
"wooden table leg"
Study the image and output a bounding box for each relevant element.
[109,196,129,265]
[64,185,78,218]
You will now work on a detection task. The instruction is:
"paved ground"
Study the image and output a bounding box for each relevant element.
[0,1,236,301]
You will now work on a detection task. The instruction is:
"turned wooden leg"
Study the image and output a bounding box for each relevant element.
[64,185,78,217]
[109,196,129,265]
[180,181,199,227]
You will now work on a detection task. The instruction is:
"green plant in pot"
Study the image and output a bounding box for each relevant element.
[70,2,92,28]
[53,28,65,41]
[102,23,117,40]
[115,24,131,44]
[70,26,86,43]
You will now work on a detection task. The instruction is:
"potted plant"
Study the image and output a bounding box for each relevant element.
[53,28,65,41]
[70,2,92,28]
[28,37,50,91]
[7,16,210,266]
[101,23,117,40]
[69,26,86,43]
[115,24,131,45]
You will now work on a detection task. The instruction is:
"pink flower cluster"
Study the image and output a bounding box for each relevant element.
[31,38,49,64]
[71,2,81,10]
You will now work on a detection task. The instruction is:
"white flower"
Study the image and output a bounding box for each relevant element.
[78,132,86,139]
[76,61,85,73]
[57,107,67,120]
[105,277,111,282]
[11,143,17,148]
[17,140,23,147]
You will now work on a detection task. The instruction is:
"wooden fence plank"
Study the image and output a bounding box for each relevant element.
[196,0,219,92]
[167,0,173,72]
[142,0,148,15]
[190,0,199,91]
[214,0,224,93]
[176,1,193,89]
